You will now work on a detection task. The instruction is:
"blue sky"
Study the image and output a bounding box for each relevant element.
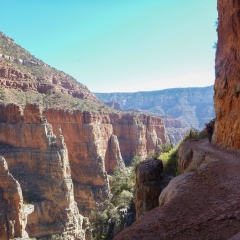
[0,1,217,92]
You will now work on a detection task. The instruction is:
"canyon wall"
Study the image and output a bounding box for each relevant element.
[95,87,214,144]
[45,109,167,215]
[214,0,240,150]
[0,104,86,239]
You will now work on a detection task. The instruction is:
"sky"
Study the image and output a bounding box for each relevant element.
[0,1,218,93]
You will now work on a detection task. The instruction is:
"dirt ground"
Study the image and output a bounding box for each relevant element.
[115,139,240,240]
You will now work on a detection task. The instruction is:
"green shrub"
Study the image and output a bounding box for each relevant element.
[183,128,199,141]
[89,155,142,239]
[160,147,178,176]
[160,143,173,153]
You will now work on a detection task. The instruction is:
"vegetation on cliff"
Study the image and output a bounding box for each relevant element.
[89,156,141,239]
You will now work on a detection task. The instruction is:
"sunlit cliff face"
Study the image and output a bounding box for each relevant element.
[213,0,240,150]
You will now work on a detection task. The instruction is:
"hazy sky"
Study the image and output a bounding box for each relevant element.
[0,1,217,92]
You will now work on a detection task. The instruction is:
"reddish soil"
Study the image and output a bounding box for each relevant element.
[115,139,240,240]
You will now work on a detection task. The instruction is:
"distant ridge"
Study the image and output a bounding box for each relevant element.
[94,85,215,129]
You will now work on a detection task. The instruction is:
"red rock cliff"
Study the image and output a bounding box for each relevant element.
[0,104,86,239]
[214,0,240,150]
[45,109,167,215]
[0,156,27,239]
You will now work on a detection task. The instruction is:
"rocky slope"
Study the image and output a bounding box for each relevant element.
[94,86,214,144]
[115,140,240,239]
[213,0,240,150]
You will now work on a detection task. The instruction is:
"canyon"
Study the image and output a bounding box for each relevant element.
[0,31,168,238]
[0,0,239,238]
[114,0,240,239]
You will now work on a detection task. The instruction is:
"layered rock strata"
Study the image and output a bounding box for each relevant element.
[45,110,166,215]
[0,104,86,239]
[214,0,240,150]
[134,159,163,220]
[0,61,98,103]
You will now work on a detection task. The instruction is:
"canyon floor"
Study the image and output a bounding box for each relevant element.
[115,139,240,240]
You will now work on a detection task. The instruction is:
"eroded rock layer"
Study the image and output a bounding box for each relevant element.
[0,104,86,239]
[214,0,240,150]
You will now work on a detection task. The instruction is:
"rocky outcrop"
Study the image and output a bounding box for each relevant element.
[0,61,99,103]
[45,109,166,216]
[213,0,240,150]
[177,140,208,174]
[134,159,163,220]
[115,140,240,239]
[0,103,86,239]
[105,134,125,173]
[0,156,28,240]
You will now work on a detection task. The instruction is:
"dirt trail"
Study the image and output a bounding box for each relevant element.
[115,139,240,240]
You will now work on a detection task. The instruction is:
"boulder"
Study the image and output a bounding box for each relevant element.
[134,159,163,219]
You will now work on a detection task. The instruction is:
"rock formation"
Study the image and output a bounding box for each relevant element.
[134,159,163,220]
[213,0,240,150]
[105,134,125,173]
[0,61,98,103]
[0,103,86,239]
[0,30,169,236]
[45,109,167,216]
[177,140,207,174]
[0,156,28,239]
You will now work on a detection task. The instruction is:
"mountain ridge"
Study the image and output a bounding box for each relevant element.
[94,85,215,129]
